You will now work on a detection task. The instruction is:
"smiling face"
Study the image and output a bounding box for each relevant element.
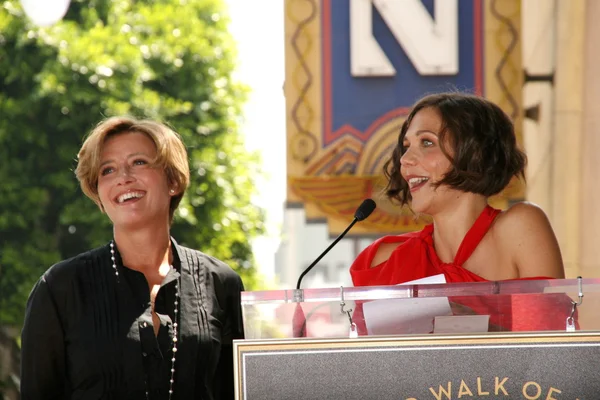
[400,107,456,214]
[97,131,175,230]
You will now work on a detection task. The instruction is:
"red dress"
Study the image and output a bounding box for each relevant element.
[350,205,574,332]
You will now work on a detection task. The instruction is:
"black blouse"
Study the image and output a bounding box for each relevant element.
[20,239,245,400]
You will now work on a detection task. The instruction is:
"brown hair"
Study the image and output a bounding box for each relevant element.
[75,116,190,223]
[384,92,526,205]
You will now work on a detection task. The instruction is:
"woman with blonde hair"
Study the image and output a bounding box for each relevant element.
[21,116,244,399]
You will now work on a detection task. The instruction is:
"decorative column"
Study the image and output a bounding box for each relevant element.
[579,0,600,278]
[551,0,586,277]
[521,0,555,215]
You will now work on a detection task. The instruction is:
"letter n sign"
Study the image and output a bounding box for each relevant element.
[351,0,459,77]
[323,0,481,149]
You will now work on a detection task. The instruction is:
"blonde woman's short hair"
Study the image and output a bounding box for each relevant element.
[75,116,190,223]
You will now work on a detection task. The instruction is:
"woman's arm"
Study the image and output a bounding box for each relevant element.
[500,202,565,279]
[20,276,67,399]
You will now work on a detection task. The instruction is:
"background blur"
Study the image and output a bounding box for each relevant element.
[1,1,599,398]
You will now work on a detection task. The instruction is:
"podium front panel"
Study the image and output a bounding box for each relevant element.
[242,278,600,339]
[234,332,600,399]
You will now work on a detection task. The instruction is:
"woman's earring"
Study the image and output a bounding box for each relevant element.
[169,189,175,194]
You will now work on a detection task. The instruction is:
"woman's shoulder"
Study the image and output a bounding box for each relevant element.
[175,244,242,285]
[494,201,552,233]
[493,201,564,278]
[354,230,425,270]
[350,230,428,286]
[44,245,108,281]
[33,245,109,297]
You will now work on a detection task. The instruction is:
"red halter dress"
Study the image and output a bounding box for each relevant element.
[350,206,574,332]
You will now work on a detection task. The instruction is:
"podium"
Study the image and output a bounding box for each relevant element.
[234,278,600,399]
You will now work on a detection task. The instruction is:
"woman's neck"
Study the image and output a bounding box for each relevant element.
[113,226,172,274]
[430,194,488,262]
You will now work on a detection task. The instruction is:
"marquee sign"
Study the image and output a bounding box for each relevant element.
[284,0,524,235]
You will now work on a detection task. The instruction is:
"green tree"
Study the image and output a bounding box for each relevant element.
[0,0,265,328]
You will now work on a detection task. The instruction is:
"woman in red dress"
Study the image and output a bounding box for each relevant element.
[350,92,568,332]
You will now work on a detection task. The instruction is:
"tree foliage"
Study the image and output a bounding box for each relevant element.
[0,0,265,327]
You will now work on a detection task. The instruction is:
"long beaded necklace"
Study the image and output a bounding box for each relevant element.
[110,241,179,399]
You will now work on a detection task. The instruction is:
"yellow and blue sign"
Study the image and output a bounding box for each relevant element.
[285,0,523,235]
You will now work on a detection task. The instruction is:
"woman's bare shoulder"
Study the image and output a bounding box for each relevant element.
[369,232,420,268]
[494,201,564,278]
[494,201,551,231]
[371,242,402,268]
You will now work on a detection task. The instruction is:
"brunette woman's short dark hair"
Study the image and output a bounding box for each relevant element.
[383,92,526,205]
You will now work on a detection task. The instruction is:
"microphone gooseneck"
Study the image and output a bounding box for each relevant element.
[295,199,376,290]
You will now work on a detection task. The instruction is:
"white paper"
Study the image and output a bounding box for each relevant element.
[433,315,490,334]
[398,274,447,285]
[362,274,452,335]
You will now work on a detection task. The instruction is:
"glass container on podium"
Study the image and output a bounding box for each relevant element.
[234,278,600,399]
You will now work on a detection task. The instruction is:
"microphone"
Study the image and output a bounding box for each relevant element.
[295,198,376,290]
[292,199,376,338]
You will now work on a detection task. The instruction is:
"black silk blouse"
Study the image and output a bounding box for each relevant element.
[20,239,245,400]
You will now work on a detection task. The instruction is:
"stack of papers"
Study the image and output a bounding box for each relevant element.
[362,274,490,335]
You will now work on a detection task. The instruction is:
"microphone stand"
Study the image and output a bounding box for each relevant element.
[292,199,375,337]
[296,217,358,290]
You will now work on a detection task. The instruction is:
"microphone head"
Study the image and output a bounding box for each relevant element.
[354,199,376,221]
